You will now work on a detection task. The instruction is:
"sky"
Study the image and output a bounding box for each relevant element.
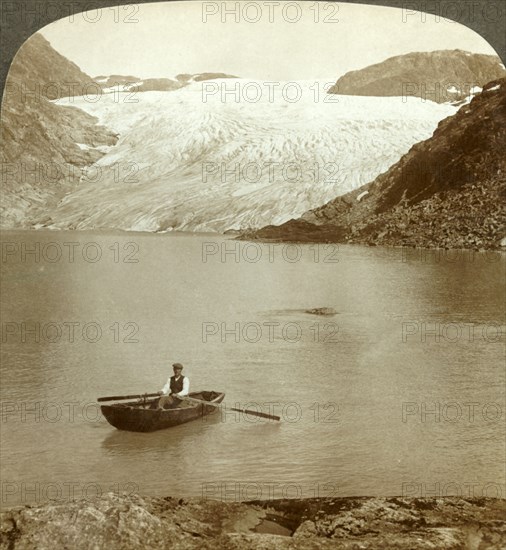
[39,1,500,81]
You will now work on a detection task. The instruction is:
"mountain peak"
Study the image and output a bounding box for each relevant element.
[329,49,506,103]
[6,33,94,99]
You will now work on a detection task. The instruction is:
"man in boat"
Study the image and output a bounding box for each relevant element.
[157,363,190,409]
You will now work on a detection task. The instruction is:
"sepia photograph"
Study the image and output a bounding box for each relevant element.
[0,0,505,548]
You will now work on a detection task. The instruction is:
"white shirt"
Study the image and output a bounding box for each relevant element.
[161,375,189,397]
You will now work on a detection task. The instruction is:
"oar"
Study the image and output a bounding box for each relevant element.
[97,392,160,402]
[183,396,280,421]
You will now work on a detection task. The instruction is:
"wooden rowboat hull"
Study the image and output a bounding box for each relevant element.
[101,390,224,432]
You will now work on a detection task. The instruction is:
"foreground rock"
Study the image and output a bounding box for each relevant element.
[1,494,505,549]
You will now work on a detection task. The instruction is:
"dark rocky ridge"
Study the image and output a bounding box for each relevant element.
[245,78,506,249]
[94,75,182,92]
[178,72,238,82]
[329,50,506,103]
[94,72,238,93]
[1,493,504,549]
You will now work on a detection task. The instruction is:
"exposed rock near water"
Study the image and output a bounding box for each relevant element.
[245,78,506,250]
[305,308,337,316]
[1,494,504,549]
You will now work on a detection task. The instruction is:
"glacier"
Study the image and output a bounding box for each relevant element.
[50,79,458,232]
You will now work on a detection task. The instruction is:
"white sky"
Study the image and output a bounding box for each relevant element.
[39,1,499,80]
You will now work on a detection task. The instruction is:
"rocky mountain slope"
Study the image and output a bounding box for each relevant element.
[329,50,506,103]
[2,42,503,233]
[0,33,118,226]
[247,78,506,249]
[4,33,95,99]
[1,493,505,549]
[0,33,240,229]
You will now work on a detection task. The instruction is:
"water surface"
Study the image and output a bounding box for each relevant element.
[1,231,504,508]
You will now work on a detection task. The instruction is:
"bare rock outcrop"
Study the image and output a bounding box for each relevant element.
[1,494,505,549]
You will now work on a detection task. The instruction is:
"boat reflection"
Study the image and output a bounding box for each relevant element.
[101,411,222,455]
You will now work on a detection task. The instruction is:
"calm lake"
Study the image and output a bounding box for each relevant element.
[1,230,504,509]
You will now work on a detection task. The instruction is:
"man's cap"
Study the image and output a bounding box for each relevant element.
[172,363,183,370]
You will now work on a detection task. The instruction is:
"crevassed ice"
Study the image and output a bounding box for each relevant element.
[53,79,458,232]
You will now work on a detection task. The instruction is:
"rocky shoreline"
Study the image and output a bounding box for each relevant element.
[339,177,506,250]
[243,175,506,250]
[1,494,505,549]
[242,78,506,251]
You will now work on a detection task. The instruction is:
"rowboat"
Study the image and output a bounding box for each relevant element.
[101,390,225,432]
